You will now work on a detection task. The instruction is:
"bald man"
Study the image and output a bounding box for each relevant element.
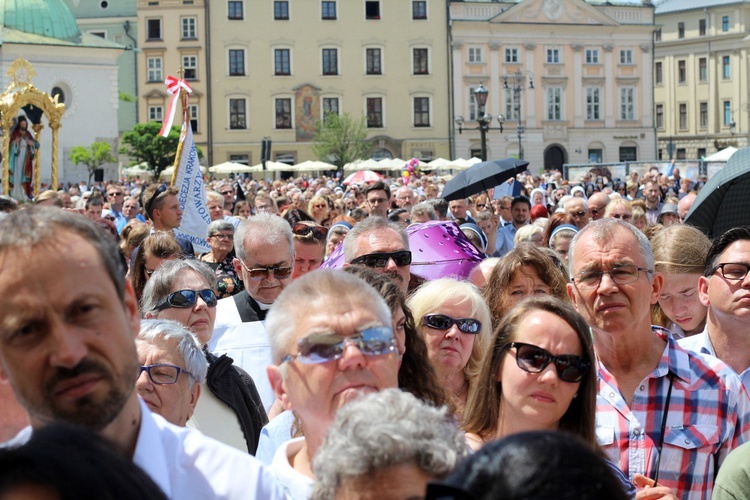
[678,193,696,223]
[587,192,610,221]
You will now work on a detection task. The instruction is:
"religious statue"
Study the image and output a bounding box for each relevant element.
[9,115,38,200]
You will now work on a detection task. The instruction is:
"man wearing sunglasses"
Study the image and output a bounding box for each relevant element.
[564,197,590,230]
[343,216,413,295]
[209,213,294,411]
[0,208,282,498]
[142,184,194,258]
[567,218,749,497]
[265,270,400,498]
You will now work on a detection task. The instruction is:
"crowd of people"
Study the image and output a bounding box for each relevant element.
[0,163,749,499]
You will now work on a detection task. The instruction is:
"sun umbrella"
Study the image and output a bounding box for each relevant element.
[208,161,261,174]
[343,170,384,185]
[321,220,483,280]
[684,146,750,238]
[441,157,529,202]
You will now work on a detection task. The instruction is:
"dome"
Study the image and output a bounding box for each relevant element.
[0,0,82,43]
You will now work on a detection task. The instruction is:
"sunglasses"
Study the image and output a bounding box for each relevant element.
[293,223,328,240]
[220,190,233,196]
[350,250,412,268]
[239,261,293,280]
[569,210,587,218]
[282,326,396,364]
[313,204,328,209]
[422,314,482,334]
[108,191,123,197]
[145,184,168,214]
[610,213,632,221]
[154,289,218,311]
[506,342,590,383]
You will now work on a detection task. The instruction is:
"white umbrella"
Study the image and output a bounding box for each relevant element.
[160,165,207,179]
[343,159,381,171]
[451,157,483,170]
[704,146,738,162]
[289,160,338,172]
[256,160,296,171]
[208,161,262,174]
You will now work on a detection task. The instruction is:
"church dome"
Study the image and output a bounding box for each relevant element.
[0,0,82,42]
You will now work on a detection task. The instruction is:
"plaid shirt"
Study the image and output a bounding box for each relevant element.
[596,327,750,499]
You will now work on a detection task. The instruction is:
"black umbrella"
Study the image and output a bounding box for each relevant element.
[441,158,530,202]
[684,147,750,238]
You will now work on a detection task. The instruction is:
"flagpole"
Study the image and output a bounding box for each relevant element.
[170,68,189,187]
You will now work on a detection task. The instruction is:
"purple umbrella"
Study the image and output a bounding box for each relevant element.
[322,221,483,281]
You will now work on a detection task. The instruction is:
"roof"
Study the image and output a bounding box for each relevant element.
[0,27,125,49]
[654,0,745,14]
[0,0,81,42]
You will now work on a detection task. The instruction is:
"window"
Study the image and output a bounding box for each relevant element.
[546,48,560,64]
[323,97,339,123]
[586,88,600,121]
[546,87,562,120]
[89,31,106,39]
[274,1,289,20]
[469,87,478,121]
[413,48,429,75]
[679,103,687,130]
[699,19,706,36]
[366,48,382,75]
[468,47,483,63]
[147,19,161,40]
[275,98,292,129]
[182,55,197,80]
[504,89,520,121]
[148,106,163,122]
[412,1,427,19]
[322,48,338,75]
[656,104,664,129]
[365,1,380,19]
[585,49,599,64]
[229,49,245,76]
[147,57,163,82]
[697,148,707,159]
[588,149,602,163]
[188,104,198,133]
[229,98,246,129]
[322,1,336,19]
[655,62,662,84]
[619,87,635,120]
[678,60,686,83]
[723,56,731,79]
[619,147,637,162]
[366,97,383,127]
[275,49,291,75]
[677,22,684,39]
[505,48,518,63]
[699,58,707,82]
[722,15,729,32]
[228,1,243,19]
[414,97,430,127]
[700,102,708,128]
[620,49,633,65]
[230,154,249,165]
[724,101,732,126]
[655,28,661,42]
[181,17,197,39]
[676,148,686,160]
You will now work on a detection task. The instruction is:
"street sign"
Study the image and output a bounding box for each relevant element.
[504,135,525,141]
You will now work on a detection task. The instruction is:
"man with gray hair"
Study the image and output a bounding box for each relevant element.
[265,270,400,498]
[208,213,294,411]
[136,319,208,427]
[343,216,413,294]
[410,201,438,224]
[395,185,416,210]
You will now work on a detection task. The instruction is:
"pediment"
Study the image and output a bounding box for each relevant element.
[493,0,619,26]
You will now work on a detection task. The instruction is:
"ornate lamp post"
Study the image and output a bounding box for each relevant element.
[455,82,505,162]
[503,71,534,160]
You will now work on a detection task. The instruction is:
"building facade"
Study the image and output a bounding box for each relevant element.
[653,0,749,161]
[451,0,656,171]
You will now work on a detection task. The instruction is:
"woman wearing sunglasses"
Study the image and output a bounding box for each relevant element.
[308,195,331,227]
[407,278,491,420]
[291,221,327,279]
[141,259,267,455]
[198,220,243,299]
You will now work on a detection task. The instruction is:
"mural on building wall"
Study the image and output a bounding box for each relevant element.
[295,84,320,142]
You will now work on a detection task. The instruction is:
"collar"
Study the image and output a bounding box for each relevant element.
[653,326,697,388]
[132,399,172,497]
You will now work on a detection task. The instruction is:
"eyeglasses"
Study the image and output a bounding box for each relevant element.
[313,203,328,209]
[572,264,651,289]
[368,197,389,205]
[145,184,168,214]
[239,260,293,280]
[476,203,486,209]
[610,213,632,221]
[506,342,591,383]
[220,190,233,196]
[281,326,395,365]
[139,364,196,385]
[293,223,328,240]
[350,250,412,268]
[154,289,218,311]
[589,207,602,215]
[108,191,123,197]
[422,314,482,334]
[210,233,233,240]
[711,262,750,281]
[568,210,587,218]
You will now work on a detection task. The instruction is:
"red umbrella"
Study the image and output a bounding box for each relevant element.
[343,170,383,185]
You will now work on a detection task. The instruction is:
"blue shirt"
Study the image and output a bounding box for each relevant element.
[678,327,750,390]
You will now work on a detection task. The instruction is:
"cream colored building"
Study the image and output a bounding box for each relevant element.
[654,0,749,160]
[451,0,656,171]
[206,0,451,168]
[137,0,208,151]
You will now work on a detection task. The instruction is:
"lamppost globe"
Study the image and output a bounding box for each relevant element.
[474,83,488,108]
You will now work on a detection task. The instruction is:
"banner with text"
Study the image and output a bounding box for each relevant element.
[174,125,210,253]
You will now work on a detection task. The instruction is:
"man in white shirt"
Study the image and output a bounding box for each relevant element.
[0,208,281,499]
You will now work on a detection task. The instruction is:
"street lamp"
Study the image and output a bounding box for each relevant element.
[455,82,505,161]
[503,71,534,160]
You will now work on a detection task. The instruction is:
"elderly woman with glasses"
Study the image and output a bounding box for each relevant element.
[407,278,491,420]
[199,220,243,299]
[141,259,267,455]
[291,220,327,279]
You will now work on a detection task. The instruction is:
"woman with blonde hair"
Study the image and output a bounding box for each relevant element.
[603,198,633,223]
[308,195,331,226]
[407,278,491,419]
[514,224,544,247]
[131,231,183,304]
[651,224,711,339]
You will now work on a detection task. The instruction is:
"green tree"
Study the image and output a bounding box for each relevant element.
[120,122,203,179]
[312,112,371,175]
[70,141,116,186]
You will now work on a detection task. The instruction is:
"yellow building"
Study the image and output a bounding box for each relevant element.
[206,0,451,168]
[451,0,656,170]
[137,0,208,151]
[654,0,749,160]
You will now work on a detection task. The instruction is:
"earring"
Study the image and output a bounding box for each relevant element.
[573,393,578,399]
